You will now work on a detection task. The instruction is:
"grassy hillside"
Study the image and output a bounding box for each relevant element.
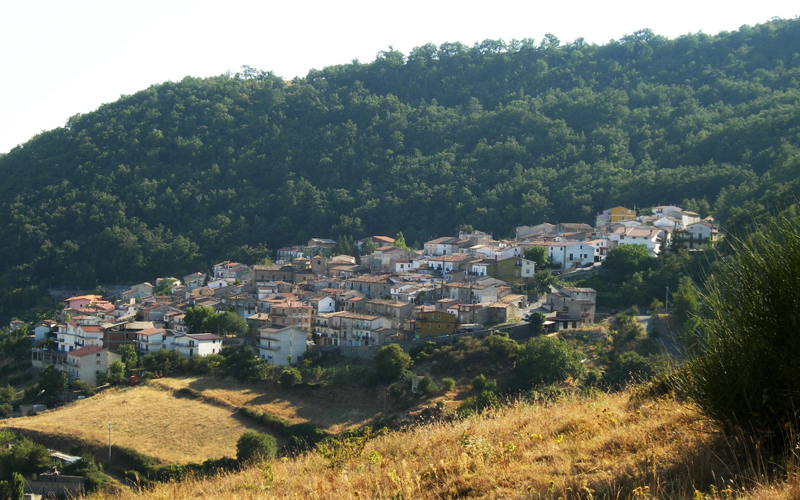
[72,387,799,499]
[1,384,258,464]
[152,376,386,435]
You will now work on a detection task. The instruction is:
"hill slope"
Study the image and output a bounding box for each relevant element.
[1,18,799,317]
[75,388,795,500]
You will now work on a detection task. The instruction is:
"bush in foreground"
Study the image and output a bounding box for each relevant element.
[236,431,277,464]
[681,214,800,444]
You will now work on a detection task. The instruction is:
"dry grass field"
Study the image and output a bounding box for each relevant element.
[152,376,384,434]
[1,384,257,464]
[76,388,800,500]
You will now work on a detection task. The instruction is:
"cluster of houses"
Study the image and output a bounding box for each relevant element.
[26,205,717,386]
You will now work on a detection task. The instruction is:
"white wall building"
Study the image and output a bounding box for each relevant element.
[608,227,665,257]
[135,328,166,354]
[62,346,122,384]
[258,325,308,365]
[172,333,223,357]
[541,241,596,270]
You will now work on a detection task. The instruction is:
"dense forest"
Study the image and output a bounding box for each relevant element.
[1,18,799,318]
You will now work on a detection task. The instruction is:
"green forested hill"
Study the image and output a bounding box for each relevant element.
[1,18,799,316]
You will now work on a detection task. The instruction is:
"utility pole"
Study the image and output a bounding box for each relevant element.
[107,422,113,462]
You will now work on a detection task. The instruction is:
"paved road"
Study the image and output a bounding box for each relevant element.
[638,314,684,360]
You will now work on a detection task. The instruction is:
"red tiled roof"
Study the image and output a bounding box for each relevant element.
[137,328,165,336]
[69,345,105,357]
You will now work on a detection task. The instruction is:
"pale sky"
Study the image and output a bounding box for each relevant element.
[1,1,797,154]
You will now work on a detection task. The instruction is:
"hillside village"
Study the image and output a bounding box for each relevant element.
[19,205,717,387]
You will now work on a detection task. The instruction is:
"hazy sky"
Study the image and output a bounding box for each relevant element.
[1,1,797,154]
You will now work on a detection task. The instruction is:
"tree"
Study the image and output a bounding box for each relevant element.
[649,297,664,315]
[514,336,585,386]
[361,240,378,256]
[280,368,302,387]
[108,360,125,382]
[604,244,651,280]
[256,255,274,266]
[533,270,556,292]
[670,275,698,327]
[118,344,138,369]
[417,374,439,396]
[523,245,549,269]
[394,232,410,250]
[11,472,23,500]
[236,431,277,464]
[211,311,247,336]
[373,344,412,382]
[184,306,217,333]
[155,278,178,296]
[605,351,662,386]
[528,311,547,335]
[0,437,51,480]
[35,365,66,397]
[681,214,800,443]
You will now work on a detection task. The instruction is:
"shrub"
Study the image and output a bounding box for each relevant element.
[72,379,94,396]
[236,407,328,451]
[373,344,412,382]
[459,390,501,415]
[417,374,439,397]
[606,352,658,387]
[584,369,603,387]
[471,374,487,392]
[681,214,800,444]
[441,377,455,391]
[176,387,202,399]
[483,333,520,363]
[514,336,585,387]
[236,431,277,464]
[280,368,302,387]
[471,374,497,393]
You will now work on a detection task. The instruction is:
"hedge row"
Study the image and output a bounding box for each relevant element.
[236,407,329,452]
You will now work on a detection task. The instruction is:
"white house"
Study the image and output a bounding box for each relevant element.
[57,322,104,352]
[423,237,460,256]
[583,239,610,263]
[609,227,665,257]
[541,241,595,270]
[134,328,166,354]
[309,296,336,314]
[258,324,308,365]
[33,320,57,341]
[183,272,206,289]
[171,333,223,357]
[653,216,682,230]
[207,278,234,290]
[428,253,474,274]
[62,346,122,384]
[392,259,415,273]
[677,221,719,249]
[652,205,683,218]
